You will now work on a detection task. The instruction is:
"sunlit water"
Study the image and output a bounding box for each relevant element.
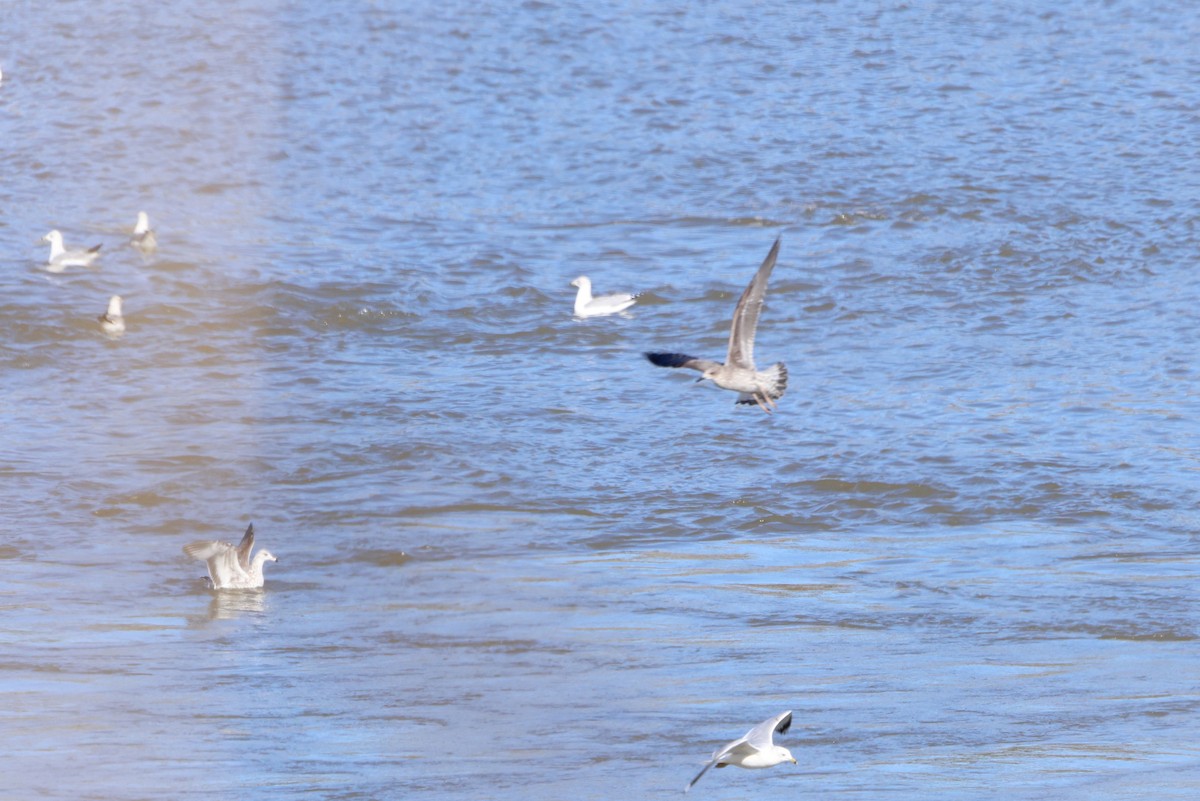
[2,1,1199,799]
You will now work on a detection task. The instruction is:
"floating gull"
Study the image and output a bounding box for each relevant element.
[42,229,101,271]
[685,710,795,793]
[183,523,278,589]
[646,237,786,413]
[130,211,157,252]
[99,295,124,336]
[570,275,639,318]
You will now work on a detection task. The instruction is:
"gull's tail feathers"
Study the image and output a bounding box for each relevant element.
[684,760,716,793]
[735,362,787,406]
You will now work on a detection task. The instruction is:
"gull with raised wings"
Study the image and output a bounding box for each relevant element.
[183,523,278,589]
[685,710,796,793]
[646,237,786,413]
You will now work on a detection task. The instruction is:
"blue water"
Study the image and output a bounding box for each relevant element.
[1,1,1199,799]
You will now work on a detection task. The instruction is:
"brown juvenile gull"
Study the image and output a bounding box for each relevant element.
[646,237,786,413]
[183,523,278,589]
[570,275,639,317]
[685,710,796,793]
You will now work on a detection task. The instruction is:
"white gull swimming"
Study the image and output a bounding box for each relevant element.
[646,237,786,413]
[183,523,278,589]
[685,710,796,793]
[570,275,639,318]
[99,295,124,336]
[130,211,157,252]
[42,229,101,271]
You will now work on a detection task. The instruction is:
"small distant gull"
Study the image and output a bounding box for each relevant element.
[42,229,101,271]
[646,237,786,413]
[685,710,796,793]
[183,523,278,589]
[99,295,124,336]
[130,211,157,252]
[570,275,639,318]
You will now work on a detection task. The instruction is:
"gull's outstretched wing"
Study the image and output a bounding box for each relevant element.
[726,237,781,370]
[182,540,233,562]
[183,540,248,586]
[645,352,722,373]
[713,710,793,766]
[744,710,792,749]
[234,524,255,571]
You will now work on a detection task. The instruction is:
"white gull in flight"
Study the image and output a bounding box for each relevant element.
[646,237,786,413]
[42,229,101,271]
[570,275,639,318]
[184,523,278,589]
[685,710,796,793]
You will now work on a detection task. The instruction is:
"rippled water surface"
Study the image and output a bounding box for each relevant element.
[2,1,1199,798]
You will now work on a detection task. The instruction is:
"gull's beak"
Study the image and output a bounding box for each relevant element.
[791,758,797,764]
[694,377,705,383]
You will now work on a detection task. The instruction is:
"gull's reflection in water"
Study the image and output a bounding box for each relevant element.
[205,588,266,621]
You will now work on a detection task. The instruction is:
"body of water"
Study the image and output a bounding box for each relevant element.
[1,1,1199,798]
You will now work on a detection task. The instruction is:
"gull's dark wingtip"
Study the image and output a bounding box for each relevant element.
[761,236,781,269]
[646,352,695,369]
[776,710,793,735]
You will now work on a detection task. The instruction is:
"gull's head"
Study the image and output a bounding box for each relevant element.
[42,230,63,246]
[260,550,278,563]
[775,746,796,765]
[696,365,722,382]
[570,276,590,289]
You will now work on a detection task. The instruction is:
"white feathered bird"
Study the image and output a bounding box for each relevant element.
[99,295,124,336]
[570,275,639,318]
[130,211,157,252]
[42,229,101,271]
[685,710,796,793]
[183,523,278,589]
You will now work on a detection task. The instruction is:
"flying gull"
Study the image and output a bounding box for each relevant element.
[99,295,125,336]
[570,275,639,318]
[685,710,796,793]
[42,229,101,271]
[129,211,157,252]
[183,523,278,589]
[646,237,786,413]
